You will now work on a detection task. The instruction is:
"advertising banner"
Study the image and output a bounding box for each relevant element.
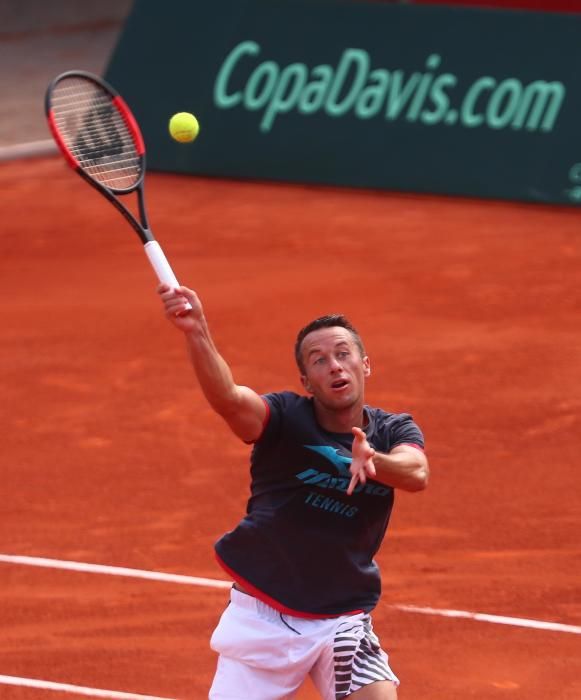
[106,0,581,205]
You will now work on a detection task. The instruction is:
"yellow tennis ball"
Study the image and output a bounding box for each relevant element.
[169,112,199,143]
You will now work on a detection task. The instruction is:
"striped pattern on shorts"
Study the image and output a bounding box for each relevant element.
[333,615,399,698]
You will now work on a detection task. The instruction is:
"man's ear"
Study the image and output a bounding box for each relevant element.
[363,356,371,377]
[301,374,313,394]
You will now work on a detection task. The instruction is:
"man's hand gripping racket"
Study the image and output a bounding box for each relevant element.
[45,70,191,312]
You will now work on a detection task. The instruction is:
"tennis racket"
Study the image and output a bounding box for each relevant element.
[45,69,191,309]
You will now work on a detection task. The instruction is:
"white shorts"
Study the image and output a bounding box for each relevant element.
[209,588,399,700]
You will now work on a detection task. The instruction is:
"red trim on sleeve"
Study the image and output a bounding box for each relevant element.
[243,395,271,445]
[397,443,424,452]
[215,552,363,619]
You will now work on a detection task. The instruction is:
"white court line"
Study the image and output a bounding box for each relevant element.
[393,604,581,635]
[0,554,231,588]
[1,553,580,636]
[0,674,176,699]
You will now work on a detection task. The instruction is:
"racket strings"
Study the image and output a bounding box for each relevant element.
[50,77,142,190]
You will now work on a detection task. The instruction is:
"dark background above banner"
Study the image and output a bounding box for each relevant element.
[106,0,581,206]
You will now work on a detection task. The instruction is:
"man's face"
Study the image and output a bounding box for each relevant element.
[299,326,370,410]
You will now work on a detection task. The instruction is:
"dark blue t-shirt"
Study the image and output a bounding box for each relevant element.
[215,391,424,616]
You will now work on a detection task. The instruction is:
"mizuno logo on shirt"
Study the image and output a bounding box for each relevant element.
[304,444,352,475]
[300,444,390,497]
[296,468,390,496]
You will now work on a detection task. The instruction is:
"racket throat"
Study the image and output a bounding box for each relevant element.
[137,187,154,242]
[140,226,155,244]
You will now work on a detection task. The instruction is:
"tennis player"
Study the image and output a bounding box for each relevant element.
[158,283,429,700]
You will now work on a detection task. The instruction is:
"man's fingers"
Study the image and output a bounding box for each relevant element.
[160,291,182,306]
[347,454,377,496]
[158,284,195,302]
[347,473,358,496]
[175,285,198,304]
[164,298,186,313]
[163,298,191,321]
[347,461,369,496]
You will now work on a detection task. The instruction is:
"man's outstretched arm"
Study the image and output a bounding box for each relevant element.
[349,428,429,495]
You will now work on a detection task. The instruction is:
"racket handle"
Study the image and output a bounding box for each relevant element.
[144,241,192,310]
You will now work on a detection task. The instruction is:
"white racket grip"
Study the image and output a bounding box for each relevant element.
[144,241,192,310]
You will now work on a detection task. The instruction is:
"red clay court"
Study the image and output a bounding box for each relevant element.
[1,153,580,698]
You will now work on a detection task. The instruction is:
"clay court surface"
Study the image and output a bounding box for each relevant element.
[1,156,580,699]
